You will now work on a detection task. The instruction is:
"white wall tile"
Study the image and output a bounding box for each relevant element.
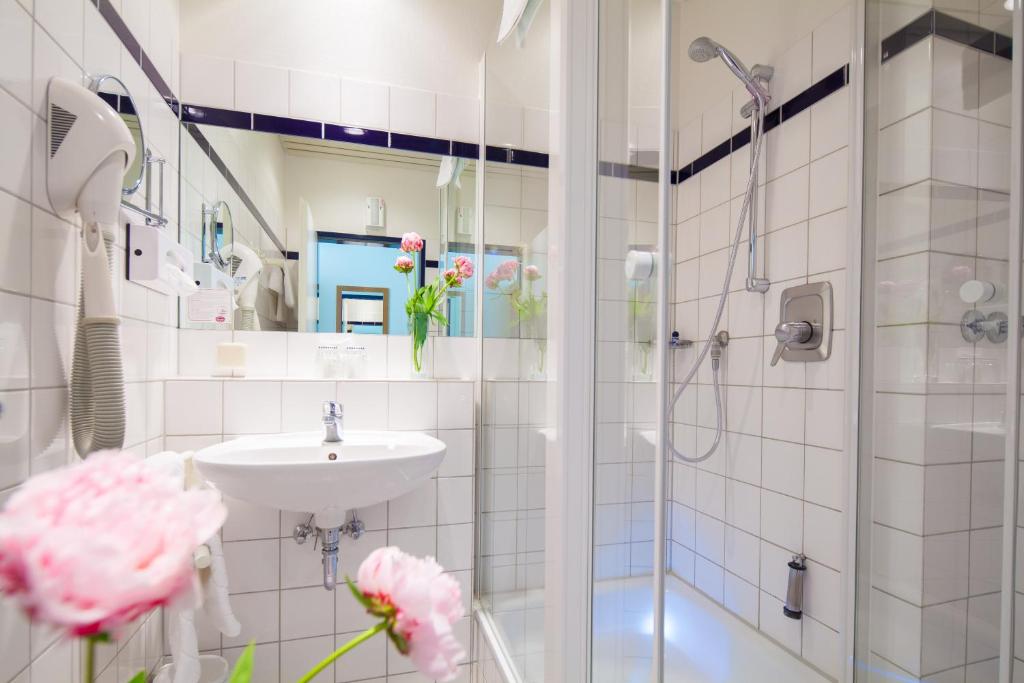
[288,69,341,122]
[879,109,931,193]
[485,100,523,148]
[387,381,437,430]
[341,78,389,129]
[437,382,473,429]
[281,587,333,641]
[523,107,550,152]
[165,380,222,435]
[337,381,388,429]
[0,0,32,106]
[223,539,280,593]
[389,86,436,136]
[0,87,33,202]
[235,61,289,116]
[180,53,235,109]
[932,109,978,188]
[809,146,848,217]
[812,4,852,82]
[436,93,479,143]
[223,380,282,434]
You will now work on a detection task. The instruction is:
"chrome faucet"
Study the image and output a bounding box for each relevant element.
[323,401,343,442]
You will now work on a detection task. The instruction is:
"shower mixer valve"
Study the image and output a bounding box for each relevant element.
[770,282,833,367]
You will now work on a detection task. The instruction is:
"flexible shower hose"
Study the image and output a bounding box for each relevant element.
[71,229,125,456]
[669,106,765,463]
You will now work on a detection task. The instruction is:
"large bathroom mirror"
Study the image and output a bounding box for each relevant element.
[89,74,146,196]
[177,122,478,336]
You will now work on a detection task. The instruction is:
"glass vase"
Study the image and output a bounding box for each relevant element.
[409,310,430,377]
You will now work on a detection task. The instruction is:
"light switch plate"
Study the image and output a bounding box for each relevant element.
[777,281,833,363]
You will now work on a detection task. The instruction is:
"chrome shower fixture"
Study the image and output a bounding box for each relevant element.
[688,36,770,110]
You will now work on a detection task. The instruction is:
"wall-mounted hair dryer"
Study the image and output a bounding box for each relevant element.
[47,77,134,456]
[222,242,263,330]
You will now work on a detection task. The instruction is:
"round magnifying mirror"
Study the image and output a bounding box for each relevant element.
[204,200,235,268]
[89,74,146,196]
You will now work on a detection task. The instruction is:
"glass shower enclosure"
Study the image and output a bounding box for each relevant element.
[471,1,1024,682]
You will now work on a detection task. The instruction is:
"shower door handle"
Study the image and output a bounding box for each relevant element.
[770,321,813,366]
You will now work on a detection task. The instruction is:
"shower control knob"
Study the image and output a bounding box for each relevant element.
[771,321,813,366]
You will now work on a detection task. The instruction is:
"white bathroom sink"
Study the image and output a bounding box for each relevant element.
[194,430,446,528]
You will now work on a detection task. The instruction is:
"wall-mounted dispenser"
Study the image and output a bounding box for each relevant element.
[366,196,385,229]
[455,206,474,239]
[783,554,807,619]
[126,223,197,297]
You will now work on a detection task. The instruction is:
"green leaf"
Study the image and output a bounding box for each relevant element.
[346,577,374,610]
[228,642,256,683]
[127,672,146,683]
[387,627,410,654]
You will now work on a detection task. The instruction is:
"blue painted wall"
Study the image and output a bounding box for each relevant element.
[316,241,416,333]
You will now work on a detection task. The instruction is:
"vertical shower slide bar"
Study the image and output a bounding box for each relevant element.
[652,0,674,680]
[746,106,770,293]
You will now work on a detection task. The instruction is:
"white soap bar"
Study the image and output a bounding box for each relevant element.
[215,342,247,376]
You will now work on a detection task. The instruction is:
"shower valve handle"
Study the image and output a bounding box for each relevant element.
[771,321,813,366]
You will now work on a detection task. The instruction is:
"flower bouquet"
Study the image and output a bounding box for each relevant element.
[394,232,474,374]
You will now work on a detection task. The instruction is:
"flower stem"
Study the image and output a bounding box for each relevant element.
[83,635,97,683]
[295,621,388,683]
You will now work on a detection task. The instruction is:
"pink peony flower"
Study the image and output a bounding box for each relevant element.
[495,260,519,280]
[356,547,465,681]
[453,255,474,279]
[0,451,226,638]
[524,265,541,281]
[400,232,424,253]
[443,268,463,287]
[394,255,415,274]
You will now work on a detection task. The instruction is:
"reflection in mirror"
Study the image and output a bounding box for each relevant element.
[177,122,478,337]
[89,75,146,196]
[337,286,389,334]
[202,200,233,269]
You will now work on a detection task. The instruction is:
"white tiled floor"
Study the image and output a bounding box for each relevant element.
[485,575,829,683]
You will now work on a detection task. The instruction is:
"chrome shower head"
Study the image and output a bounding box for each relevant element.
[688,37,720,63]
[688,36,769,109]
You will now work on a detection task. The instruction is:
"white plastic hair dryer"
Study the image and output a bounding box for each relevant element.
[221,242,263,330]
[47,77,134,456]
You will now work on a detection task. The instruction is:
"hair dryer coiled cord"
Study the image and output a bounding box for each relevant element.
[71,229,125,456]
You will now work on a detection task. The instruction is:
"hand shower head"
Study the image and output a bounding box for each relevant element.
[688,36,769,109]
[688,37,720,63]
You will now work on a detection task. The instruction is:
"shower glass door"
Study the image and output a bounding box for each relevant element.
[591,0,663,680]
[855,1,1022,681]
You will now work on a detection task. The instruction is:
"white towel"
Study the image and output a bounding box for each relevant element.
[147,451,239,683]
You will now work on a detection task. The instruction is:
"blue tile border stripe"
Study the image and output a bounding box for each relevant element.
[94,0,179,114]
[602,63,850,185]
[881,10,1013,63]
[180,103,549,169]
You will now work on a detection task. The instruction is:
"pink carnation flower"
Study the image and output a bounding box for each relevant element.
[524,265,542,281]
[356,547,465,681]
[484,274,499,290]
[453,255,474,279]
[400,232,424,253]
[0,452,226,637]
[394,255,415,274]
